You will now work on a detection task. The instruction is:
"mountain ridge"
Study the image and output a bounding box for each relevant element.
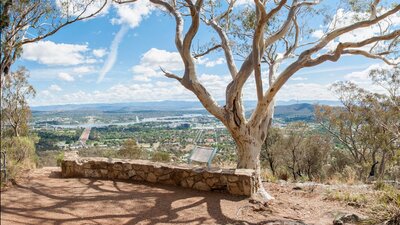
[31,100,340,112]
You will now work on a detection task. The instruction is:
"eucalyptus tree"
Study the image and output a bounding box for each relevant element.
[1,67,35,137]
[316,68,399,179]
[0,0,108,86]
[114,0,400,200]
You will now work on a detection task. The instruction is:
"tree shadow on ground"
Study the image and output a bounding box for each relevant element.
[1,169,307,225]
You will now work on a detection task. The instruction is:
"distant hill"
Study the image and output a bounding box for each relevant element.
[274,103,315,122]
[31,100,339,112]
[31,101,205,112]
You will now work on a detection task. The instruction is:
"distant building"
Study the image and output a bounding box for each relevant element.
[205,138,215,144]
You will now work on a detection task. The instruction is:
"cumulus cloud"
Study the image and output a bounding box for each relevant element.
[49,84,62,92]
[41,90,51,96]
[312,7,400,52]
[291,77,308,81]
[73,66,94,74]
[342,63,396,94]
[131,49,227,82]
[343,63,394,81]
[58,72,75,82]
[30,73,336,106]
[92,48,107,58]
[235,0,253,6]
[132,48,184,81]
[196,57,225,67]
[111,0,154,28]
[31,81,193,106]
[22,41,88,66]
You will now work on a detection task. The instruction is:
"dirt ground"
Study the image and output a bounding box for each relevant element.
[1,167,365,225]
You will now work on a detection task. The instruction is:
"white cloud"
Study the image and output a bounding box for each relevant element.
[132,48,184,81]
[235,0,253,6]
[311,30,324,39]
[23,41,88,66]
[49,84,62,92]
[343,63,393,81]
[31,81,193,106]
[58,72,75,82]
[111,0,154,28]
[41,90,51,96]
[196,57,225,67]
[342,63,396,94]
[30,73,337,106]
[73,66,94,74]
[92,48,107,58]
[291,77,308,81]
[198,74,232,99]
[312,7,400,52]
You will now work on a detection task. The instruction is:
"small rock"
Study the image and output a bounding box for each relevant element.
[333,213,362,225]
[383,214,400,225]
[347,202,361,208]
[293,186,302,190]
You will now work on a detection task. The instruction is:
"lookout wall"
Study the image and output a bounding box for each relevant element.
[61,151,256,196]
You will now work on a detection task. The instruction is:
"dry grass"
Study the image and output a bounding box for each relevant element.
[324,181,400,224]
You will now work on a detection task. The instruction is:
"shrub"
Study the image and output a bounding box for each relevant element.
[342,165,358,184]
[118,139,143,159]
[1,136,37,180]
[369,184,400,224]
[56,152,64,166]
[151,151,171,162]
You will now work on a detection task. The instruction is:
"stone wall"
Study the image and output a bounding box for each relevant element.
[61,151,256,196]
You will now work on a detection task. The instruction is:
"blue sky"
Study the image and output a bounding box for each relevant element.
[13,0,399,106]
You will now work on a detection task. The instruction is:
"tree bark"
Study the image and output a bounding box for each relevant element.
[378,150,387,178]
[233,132,274,201]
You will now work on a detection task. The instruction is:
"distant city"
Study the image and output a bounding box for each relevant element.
[31,101,322,158]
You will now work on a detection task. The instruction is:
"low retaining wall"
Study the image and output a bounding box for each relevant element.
[61,151,256,196]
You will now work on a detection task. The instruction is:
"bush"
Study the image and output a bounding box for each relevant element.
[117,139,143,159]
[56,152,64,166]
[1,136,37,180]
[342,165,358,184]
[78,148,118,159]
[368,183,400,224]
[151,151,171,162]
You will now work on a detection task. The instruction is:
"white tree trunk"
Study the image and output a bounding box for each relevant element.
[233,132,274,201]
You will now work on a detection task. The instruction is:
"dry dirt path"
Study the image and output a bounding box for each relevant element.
[1,167,364,225]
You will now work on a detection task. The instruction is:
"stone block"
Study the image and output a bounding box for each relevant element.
[158,174,170,181]
[193,181,211,191]
[113,163,123,171]
[228,182,243,195]
[228,175,239,182]
[147,173,157,183]
[123,163,132,171]
[127,170,136,178]
[186,177,195,187]
[180,180,189,188]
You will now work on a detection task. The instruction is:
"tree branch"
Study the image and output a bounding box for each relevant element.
[342,49,399,66]
[193,44,222,59]
[22,0,108,45]
[160,67,182,81]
